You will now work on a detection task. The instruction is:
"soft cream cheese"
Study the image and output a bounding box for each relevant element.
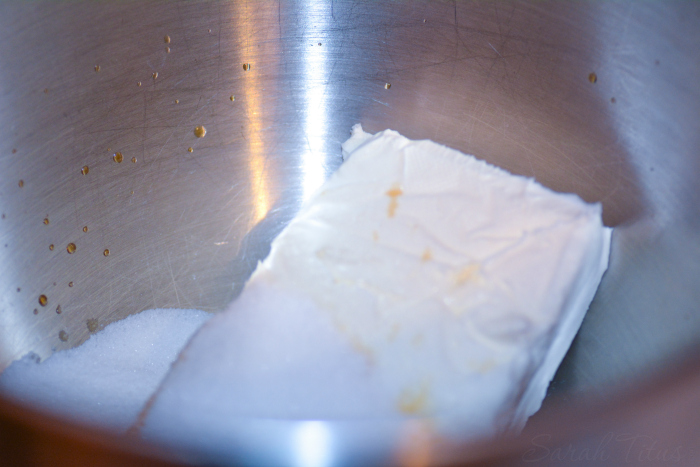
[141,125,611,444]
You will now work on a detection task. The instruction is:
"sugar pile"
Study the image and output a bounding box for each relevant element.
[0,308,210,432]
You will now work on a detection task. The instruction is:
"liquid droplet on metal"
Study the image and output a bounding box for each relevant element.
[194,125,207,138]
[87,318,99,333]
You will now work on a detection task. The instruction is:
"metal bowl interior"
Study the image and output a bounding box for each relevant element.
[0,1,699,465]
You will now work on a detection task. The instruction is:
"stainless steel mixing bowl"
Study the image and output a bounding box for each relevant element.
[1,1,699,465]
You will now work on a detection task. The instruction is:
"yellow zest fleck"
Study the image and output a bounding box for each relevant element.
[386,185,403,218]
[397,385,430,415]
[421,248,432,262]
[454,263,480,285]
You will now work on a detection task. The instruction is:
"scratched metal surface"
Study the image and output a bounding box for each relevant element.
[0,0,699,452]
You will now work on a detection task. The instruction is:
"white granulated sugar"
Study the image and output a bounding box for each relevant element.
[140,124,611,451]
[0,308,210,432]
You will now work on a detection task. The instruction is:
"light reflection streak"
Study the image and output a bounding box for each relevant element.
[236,3,272,225]
[300,2,330,202]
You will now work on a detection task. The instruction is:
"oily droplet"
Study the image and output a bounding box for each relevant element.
[59,330,68,342]
[87,318,99,333]
[66,243,76,254]
[68,281,74,287]
[103,249,110,257]
[187,147,193,153]
[243,63,250,71]
[166,47,171,53]
[152,72,158,79]
[18,180,24,188]
[175,99,180,104]
[130,190,134,195]
[49,244,54,251]
[113,152,123,163]
[81,166,89,175]
[38,295,48,306]
[384,83,391,90]
[55,305,62,315]
[164,35,171,43]
[208,28,212,33]
[94,65,100,72]
[131,157,137,163]
[83,226,88,233]
[43,218,49,225]
[194,125,207,138]
[588,72,597,84]
[229,95,235,102]
[137,81,142,87]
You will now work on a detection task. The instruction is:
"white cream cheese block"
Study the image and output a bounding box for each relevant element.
[141,124,611,443]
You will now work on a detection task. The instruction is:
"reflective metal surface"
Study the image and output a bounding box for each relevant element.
[0,0,699,465]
